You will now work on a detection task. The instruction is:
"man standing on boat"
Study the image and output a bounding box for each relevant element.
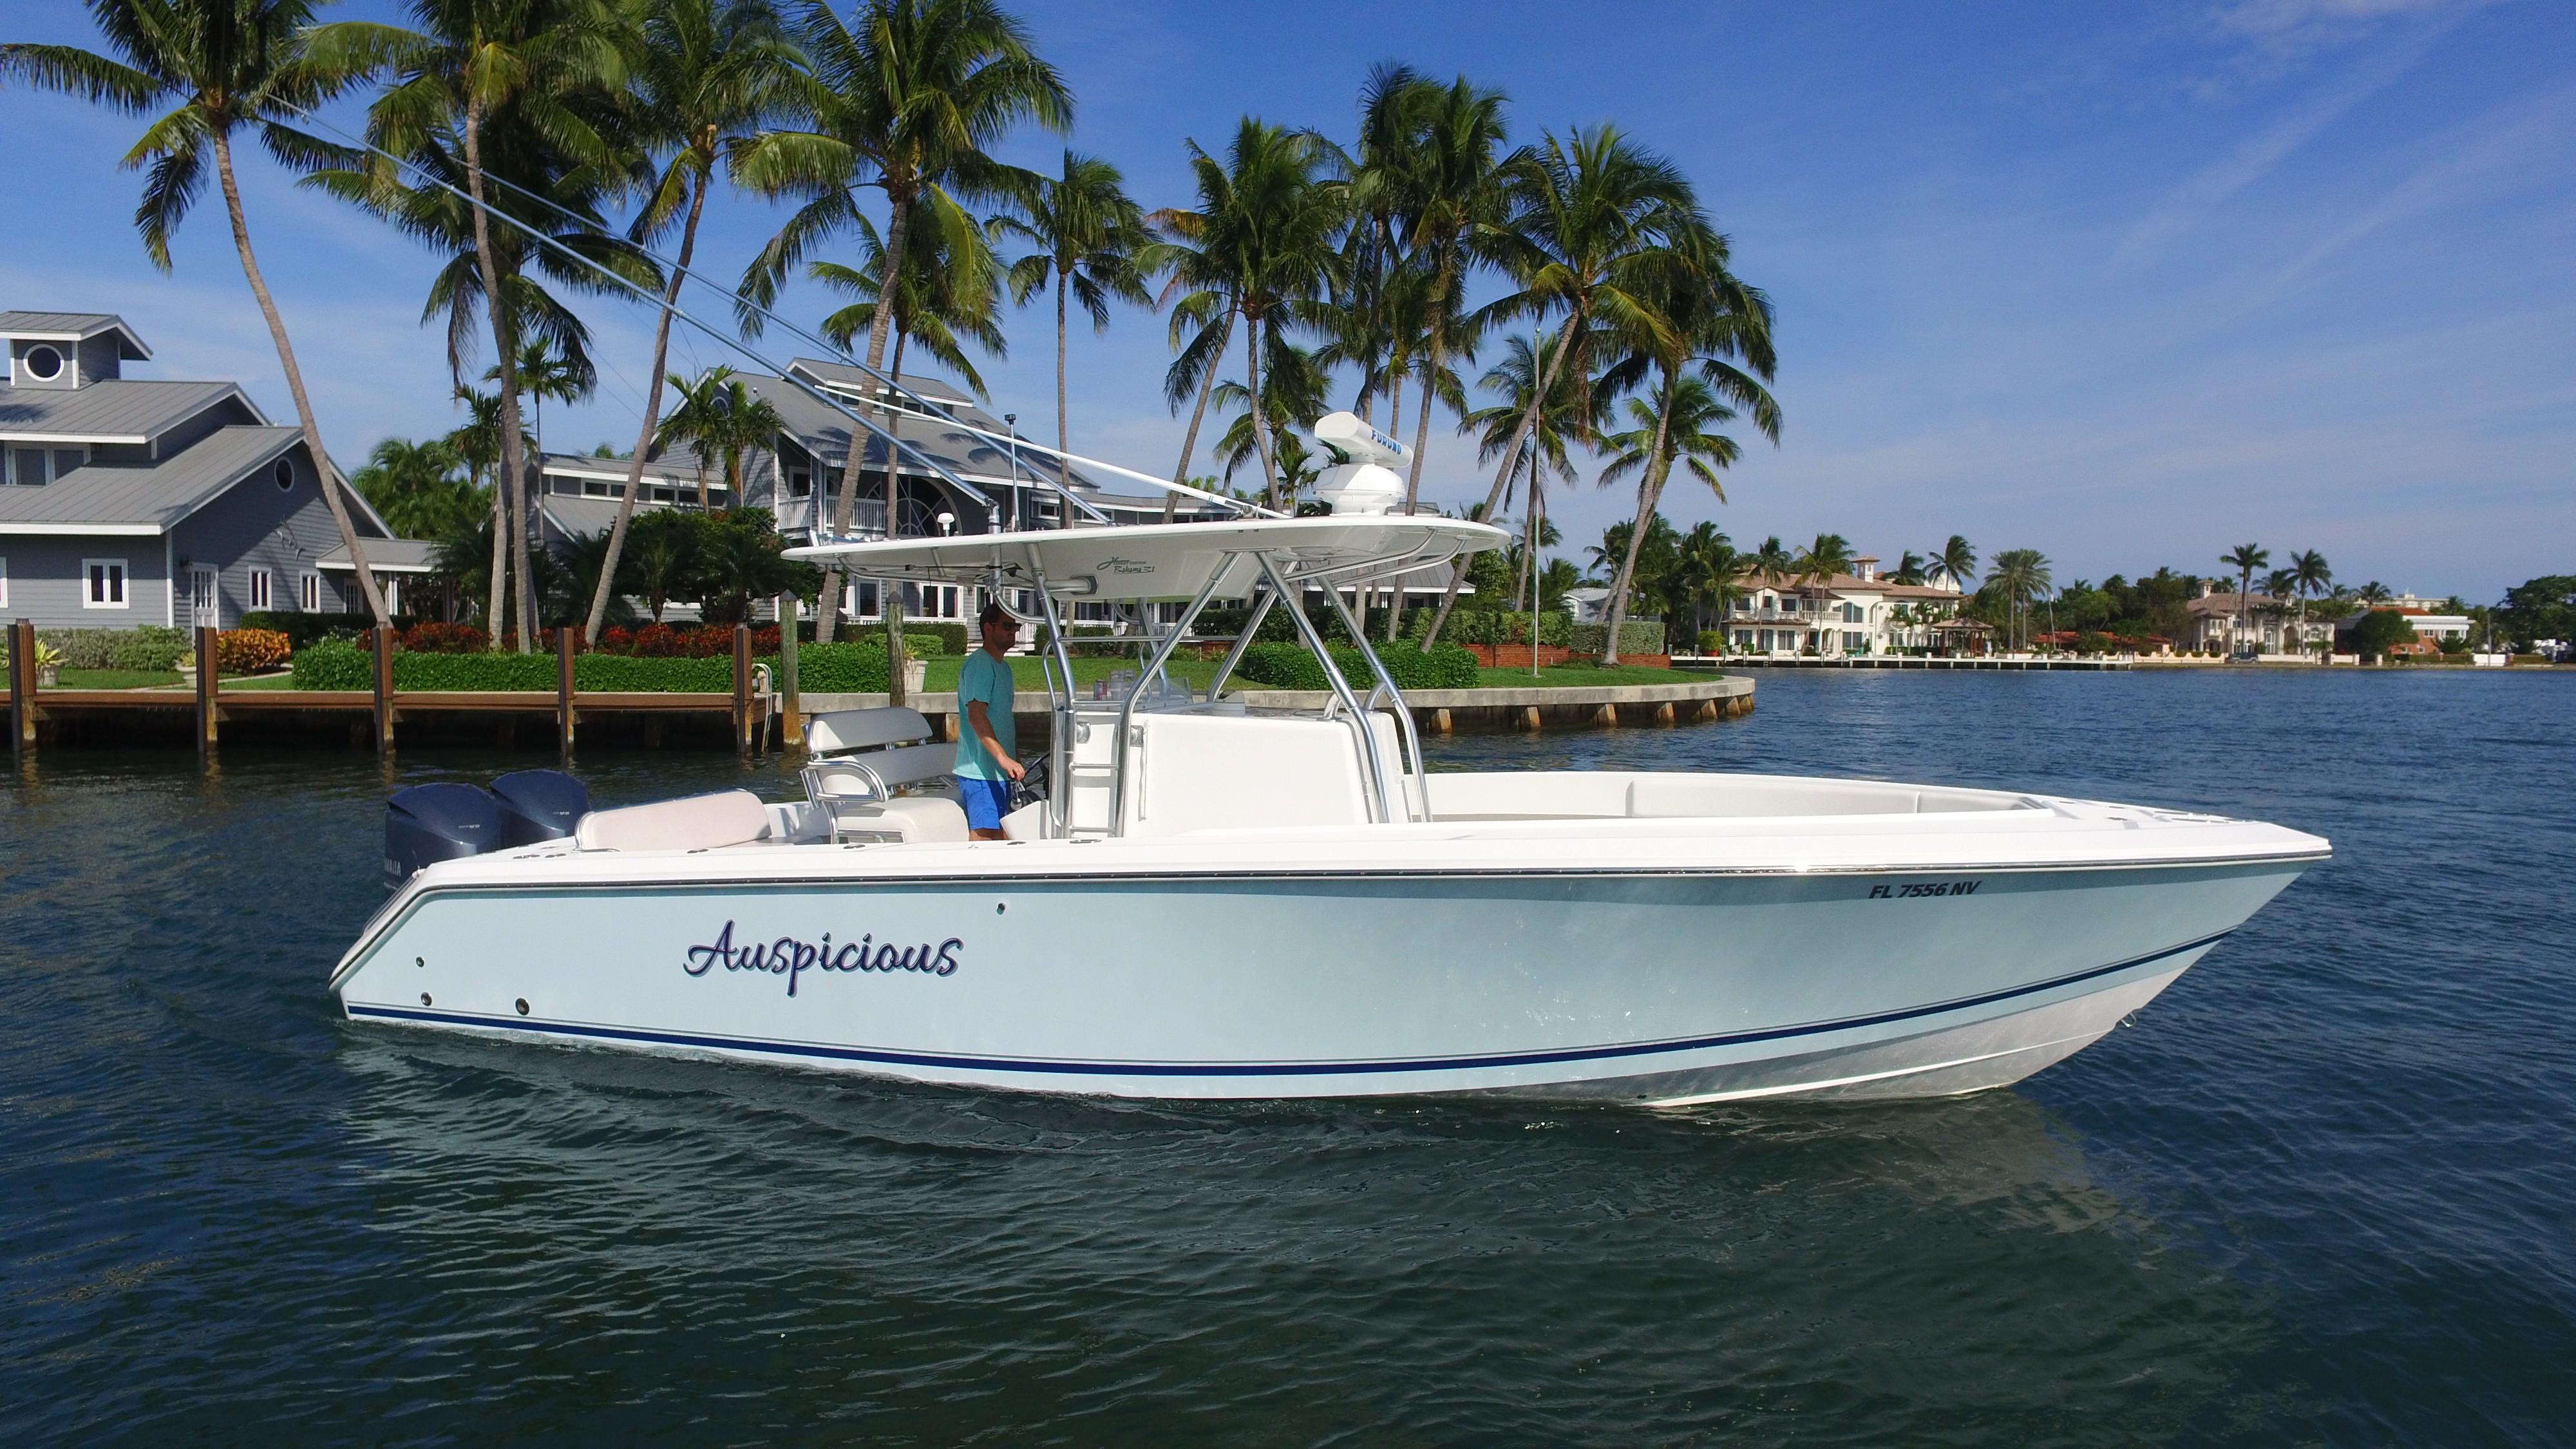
[956,601,1024,840]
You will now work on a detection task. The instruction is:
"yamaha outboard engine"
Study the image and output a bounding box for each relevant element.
[491,770,589,846]
[384,783,502,889]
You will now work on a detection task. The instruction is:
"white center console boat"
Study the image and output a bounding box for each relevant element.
[334,497,2327,1104]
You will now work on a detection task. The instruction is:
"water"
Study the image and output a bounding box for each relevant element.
[5,670,2570,1444]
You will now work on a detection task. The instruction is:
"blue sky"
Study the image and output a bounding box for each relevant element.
[5,0,2569,599]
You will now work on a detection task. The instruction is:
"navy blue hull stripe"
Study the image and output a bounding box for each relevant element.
[347,930,2231,1079]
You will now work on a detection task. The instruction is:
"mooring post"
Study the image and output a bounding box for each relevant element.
[8,618,34,761]
[777,592,801,752]
[1522,705,1542,731]
[371,624,395,756]
[194,625,219,763]
[732,623,752,759]
[556,627,577,759]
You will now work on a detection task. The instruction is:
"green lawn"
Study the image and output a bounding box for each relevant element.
[1473,662,1690,688]
[51,668,184,690]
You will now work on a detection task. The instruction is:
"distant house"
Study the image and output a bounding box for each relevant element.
[2334,603,2474,656]
[0,310,405,629]
[1723,557,1968,656]
[2180,589,2336,655]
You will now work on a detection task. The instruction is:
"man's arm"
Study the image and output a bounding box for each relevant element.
[966,697,1024,780]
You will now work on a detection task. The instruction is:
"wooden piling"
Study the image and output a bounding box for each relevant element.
[777,592,801,751]
[194,625,219,762]
[8,619,35,760]
[556,628,578,758]
[732,624,752,759]
[370,625,395,756]
[1653,701,1676,726]
[1591,703,1619,728]
[1522,705,1542,731]
[1428,707,1452,734]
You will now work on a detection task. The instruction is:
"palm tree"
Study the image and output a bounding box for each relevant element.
[655,368,728,510]
[583,0,797,645]
[1597,373,1758,659]
[444,386,516,643]
[2356,579,2392,606]
[703,375,785,505]
[622,507,699,623]
[734,0,1069,634]
[353,436,475,539]
[314,0,641,650]
[1424,125,1698,648]
[1889,551,1929,586]
[995,148,1152,473]
[1932,535,1976,592]
[811,196,1008,393]
[1151,118,1346,511]
[2222,542,2269,654]
[1668,521,1743,645]
[2289,547,2333,652]
[1751,535,1794,587]
[1983,548,2053,652]
[1211,338,1331,489]
[3,0,393,626]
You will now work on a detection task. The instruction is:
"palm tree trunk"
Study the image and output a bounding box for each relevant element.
[211,128,389,629]
[1385,319,1446,642]
[1599,365,1680,667]
[486,479,507,649]
[585,170,709,645]
[1425,315,1582,649]
[1055,269,1070,465]
[460,95,538,652]
[1163,312,1235,524]
[1245,314,1282,511]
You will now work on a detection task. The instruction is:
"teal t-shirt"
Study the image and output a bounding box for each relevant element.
[954,648,1016,781]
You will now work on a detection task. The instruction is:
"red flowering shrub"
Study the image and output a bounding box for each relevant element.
[401,621,488,654]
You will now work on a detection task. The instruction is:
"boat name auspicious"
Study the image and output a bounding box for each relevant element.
[683,921,963,996]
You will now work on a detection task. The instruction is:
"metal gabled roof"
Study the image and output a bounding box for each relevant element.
[0,424,297,531]
[0,311,152,359]
[0,378,252,442]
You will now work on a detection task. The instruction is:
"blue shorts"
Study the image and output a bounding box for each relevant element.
[958,775,1013,832]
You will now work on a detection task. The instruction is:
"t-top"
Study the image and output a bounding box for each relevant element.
[954,648,1016,781]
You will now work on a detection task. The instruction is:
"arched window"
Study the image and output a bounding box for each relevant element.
[21,345,64,382]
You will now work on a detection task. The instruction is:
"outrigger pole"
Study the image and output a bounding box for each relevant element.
[274,100,1273,524]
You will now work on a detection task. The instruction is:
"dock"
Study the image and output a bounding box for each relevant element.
[1680,655,2132,672]
[11,621,1755,761]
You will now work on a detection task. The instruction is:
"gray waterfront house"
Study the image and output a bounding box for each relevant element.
[0,310,416,630]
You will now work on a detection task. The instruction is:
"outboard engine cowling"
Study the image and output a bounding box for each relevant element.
[384,782,502,889]
[491,770,589,846]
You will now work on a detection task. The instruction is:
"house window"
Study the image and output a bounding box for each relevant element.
[299,572,321,612]
[84,558,129,609]
[8,446,46,486]
[274,458,295,491]
[1780,596,1799,613]
[20,344,64,382]
[248,567,272,610]
[1842,603,1864,623]
[1844,630,1865,653]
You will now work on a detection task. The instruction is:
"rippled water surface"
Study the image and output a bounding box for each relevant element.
[6,669,2571,1444]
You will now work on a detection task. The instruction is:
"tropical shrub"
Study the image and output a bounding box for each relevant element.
[401,621,488,654]
[1429,609,1572,647]
[292,639,371,690]
[1697,630,1728,656]
[1235,641,1479,691]
[215,629,292,674]
[109,629,191,672]
[240,611,405,650]
[289,639,895,694]
[1567,620,1667,657]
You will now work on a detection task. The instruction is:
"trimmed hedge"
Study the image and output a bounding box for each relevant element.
[240,611,406,650]
[290,639,895,693]
[1425,609,1572,647]
[1235,641,1480,691]
[35,627,188,671]
[1567,620,1666,657]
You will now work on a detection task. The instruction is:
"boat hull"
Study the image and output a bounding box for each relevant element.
[334,858,2303,1103]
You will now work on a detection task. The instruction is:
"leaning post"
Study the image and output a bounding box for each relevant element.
[371,624,395,757]
[777,592,801,752]
[556,627,577,759]
[194,625,219,764]
[8,618,34,760]
[732,623,752,760]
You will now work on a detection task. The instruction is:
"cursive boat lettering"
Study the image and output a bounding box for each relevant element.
[683,921,964,995]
